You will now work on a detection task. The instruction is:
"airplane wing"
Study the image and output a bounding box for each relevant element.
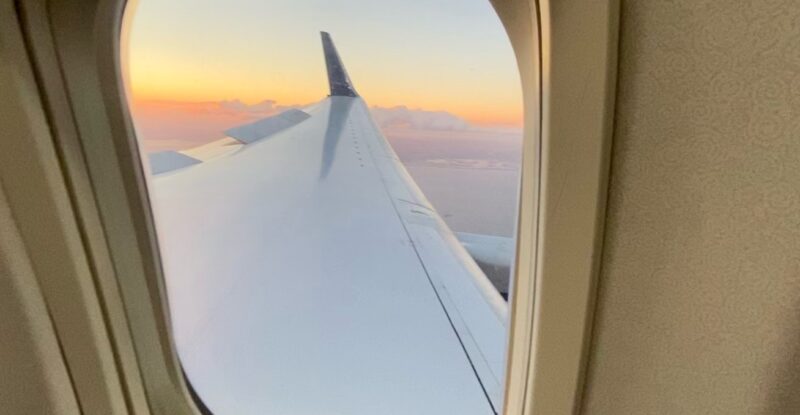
[149,32,507,415]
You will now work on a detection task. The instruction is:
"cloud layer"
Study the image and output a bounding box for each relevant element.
[369,105,471,131]
[129,98,521,158]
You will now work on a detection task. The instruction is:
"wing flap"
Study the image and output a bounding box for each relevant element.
[225,108,310,143]
[148,150,200,175]
[147,109,311,175]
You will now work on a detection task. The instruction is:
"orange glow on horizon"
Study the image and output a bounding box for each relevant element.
[129,84,523,129]
[127,0,523,132]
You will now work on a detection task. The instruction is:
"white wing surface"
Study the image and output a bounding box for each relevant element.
[151,32,507,415]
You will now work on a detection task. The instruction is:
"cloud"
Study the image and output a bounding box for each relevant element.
[369,105,472,131]
[129,99,304,151]
[218,99,298,115]
[128,98,520,154]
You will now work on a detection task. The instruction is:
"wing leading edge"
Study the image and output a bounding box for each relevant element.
[152,33,507,414]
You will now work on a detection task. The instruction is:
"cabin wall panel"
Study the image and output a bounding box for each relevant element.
[583,1,800,413]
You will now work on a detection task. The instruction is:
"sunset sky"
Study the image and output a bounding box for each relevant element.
[126,0,522,127]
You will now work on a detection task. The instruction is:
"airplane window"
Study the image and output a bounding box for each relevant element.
[123,0,521,413]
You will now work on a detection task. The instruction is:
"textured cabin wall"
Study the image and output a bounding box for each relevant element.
[582,1,800,414]
[0,189,80,415]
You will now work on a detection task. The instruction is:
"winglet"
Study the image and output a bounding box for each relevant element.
[321,32,358,97]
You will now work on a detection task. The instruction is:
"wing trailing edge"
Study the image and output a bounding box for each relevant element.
[148,151,201,175]
[225,109,310,144]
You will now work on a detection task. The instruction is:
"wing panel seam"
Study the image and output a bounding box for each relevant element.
[352,100,498,415]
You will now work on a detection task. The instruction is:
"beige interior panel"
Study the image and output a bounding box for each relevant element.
[583,1,800,414]
[0,187,79,415]
[13,0,198,413]
[492,1,619,413]
[0,1,130,413]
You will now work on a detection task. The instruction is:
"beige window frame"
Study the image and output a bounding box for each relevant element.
[0,0,618,413]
